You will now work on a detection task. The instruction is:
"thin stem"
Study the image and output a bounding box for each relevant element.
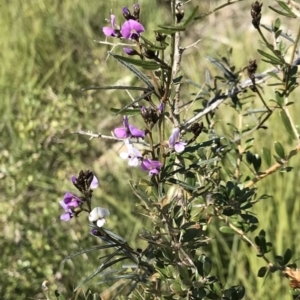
[72,130,150,147]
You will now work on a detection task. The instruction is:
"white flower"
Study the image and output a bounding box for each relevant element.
[89,207,110,228]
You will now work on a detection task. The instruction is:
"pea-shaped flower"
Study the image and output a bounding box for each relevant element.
[60,192,82,221]
[141,158,162,175]
[121,19,145,40]
[168,128,187,153]
[114,116,145,139]
[89,207,110,228]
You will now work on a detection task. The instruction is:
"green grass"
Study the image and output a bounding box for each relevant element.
[1,1,300,299]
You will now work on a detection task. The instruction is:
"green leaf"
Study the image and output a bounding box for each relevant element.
[111,53,161,70]
[257,49,283,65]
[110,108,141,116]
[267,71,282,81]
[261,24,295,42]
[275,91,284,106]
[274,141,285,158]
[81,85,147,92]
[277,1,298,16]
[219,226,235,234]
[283,248,292,265]
[74,253,128,291]
[257,266,268,277]
[273,17,281,31]
[280,110,297,139]
[108,52,154,87]
[183,6,199,27]
[262,147,272,166]
[157,24,186,33]
[167,178,195,192]
[268,4,297,18]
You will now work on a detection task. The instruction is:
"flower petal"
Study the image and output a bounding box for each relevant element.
[89,207,110,222]
[128,156,140,166]
[96,218,106,228]
[114,127,129,138]
[141,158,162,171]
[121,20,145,39]
[123,47,138,56]
[120,152,129,160]
[60,213,71,221]
[110,14,116,27]
[174,142,186,153]
[103,27,115,36]
[90,175,99,189]
[169,128,180,147]
[128,124,145,138]
[71,175,77,184]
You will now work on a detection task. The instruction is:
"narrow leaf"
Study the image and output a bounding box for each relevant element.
[283,248,292,265]
[257,49,283,64]
[110,53,161,70]
[110,108,141,116]
[183,6,199,27]
[280,110,296,139]
[219,226,235,234]
[158,24,186,32]
[262,147,271,166]
[268,5,297,18]
[274,141,285,158]
[108,52,154,88]
[75,255,128,291]
[81,86,147,91]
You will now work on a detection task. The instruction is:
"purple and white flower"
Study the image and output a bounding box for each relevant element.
[168,128,187,153]
[59,192,82,221]
[114,116,145,139]
[120,139,142,166]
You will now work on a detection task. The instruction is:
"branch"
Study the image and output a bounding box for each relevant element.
[245,143,300,188]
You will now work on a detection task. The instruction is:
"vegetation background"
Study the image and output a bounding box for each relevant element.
[1,0,300,299]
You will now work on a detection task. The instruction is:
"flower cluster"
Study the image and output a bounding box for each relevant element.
[59,171,110,228]
[103,5,145,41]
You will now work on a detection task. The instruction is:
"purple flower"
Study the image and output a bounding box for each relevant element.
[114,116,145,139]
[103,14,121,37]
[121,19,145,40]
[141,158,162,175]
[59,192,82,221]
[71,174,99,189]
[120,139,142,166]
[169,128,187,153]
